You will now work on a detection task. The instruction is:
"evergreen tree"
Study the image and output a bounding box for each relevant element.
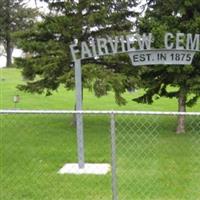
[0,0,38,67]
[133,0,200,133]
[16,0,139,105]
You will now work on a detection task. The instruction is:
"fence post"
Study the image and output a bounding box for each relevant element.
[111,113,118,200]
[75,59,84,168]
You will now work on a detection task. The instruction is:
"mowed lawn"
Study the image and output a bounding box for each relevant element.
[1,68,200,200]
[1,68,200,111]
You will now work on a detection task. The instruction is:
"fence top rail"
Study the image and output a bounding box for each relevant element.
[0,110,200,116]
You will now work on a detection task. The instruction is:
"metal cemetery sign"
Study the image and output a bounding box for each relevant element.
[128,49,195,66]
[70,32,200,169]
[70,32,199,66]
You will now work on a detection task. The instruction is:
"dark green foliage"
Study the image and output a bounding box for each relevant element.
[15,0,140,105]
[133,0,200,109]
[0,0,38,67]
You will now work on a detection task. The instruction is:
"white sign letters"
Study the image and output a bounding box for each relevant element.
[70,32,200,66]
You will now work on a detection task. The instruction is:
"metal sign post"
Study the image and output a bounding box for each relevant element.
[70,32,200,170]
[75,59,84,168]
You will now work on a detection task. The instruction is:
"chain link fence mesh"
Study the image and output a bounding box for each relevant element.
[1,111,200,200]
[1,113,111,200]
[115,114,200,200]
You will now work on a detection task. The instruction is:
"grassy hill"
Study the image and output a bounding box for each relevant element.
[1,68,200,111]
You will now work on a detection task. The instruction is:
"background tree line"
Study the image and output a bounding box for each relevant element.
[0,0,38,67]
[2,0,199,133]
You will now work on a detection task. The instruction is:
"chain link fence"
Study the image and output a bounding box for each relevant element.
[1,110,200,200]
[115,113,200,200]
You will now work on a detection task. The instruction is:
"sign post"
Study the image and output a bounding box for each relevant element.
[69,32,199,170]
[59,59,111,175]
[75,59,84,168]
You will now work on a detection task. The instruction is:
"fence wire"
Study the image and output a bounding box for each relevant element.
[115,114,200,200]
[0,113,112,200]
[1,111,200,200]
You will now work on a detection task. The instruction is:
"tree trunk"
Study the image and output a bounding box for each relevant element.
[5,0,12,67]
[176,89,186,134]
[6,38,13,67]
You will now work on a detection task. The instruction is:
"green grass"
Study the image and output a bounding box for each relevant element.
[115,115,200,199]
[1,68,200,199]
[1,114,112,200]
[1,68,200,111]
